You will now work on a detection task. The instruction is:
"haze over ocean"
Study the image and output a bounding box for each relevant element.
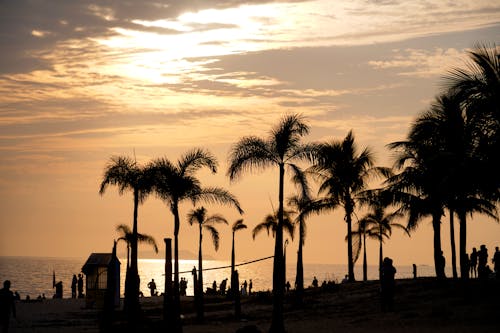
[0,256,444,299]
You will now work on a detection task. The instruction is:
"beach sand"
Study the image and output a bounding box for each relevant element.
[8,277,500,332]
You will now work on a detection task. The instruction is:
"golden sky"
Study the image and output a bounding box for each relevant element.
[1,0,499,267]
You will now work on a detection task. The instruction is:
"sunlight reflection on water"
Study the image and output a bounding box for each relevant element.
[0,256,443,299]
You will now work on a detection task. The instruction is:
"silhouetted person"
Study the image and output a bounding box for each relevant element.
[219,278,227,295]
[492,246,500,279]
[470,247,478,278]
[147,279,157,297]
[0,280,16,333]
[212,280,217,293]
[285,281,291,293]
[249,279,253,295]
[77,274,84,298]
[243,280,248,295]
[54,281,63,299]
[312,276,318,288]
[71,274,77,299]
[478,245,488,279]
[437,251,446,279]
[412,264,417,279]
[380,257,396,312]
[341,275,348,283]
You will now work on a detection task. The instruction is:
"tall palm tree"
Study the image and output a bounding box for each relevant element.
[228,114,315,333]
[150,148,242,330]
[187,206,228,320]
[115,224,159,270]
[231,219,247,297]
[390,90,498,280]
[354,198,408,281]
[444,44,500,278]
[387,138,449,279]
[312,131,389,282]
[99,155,153,317]
[287,166,332,304]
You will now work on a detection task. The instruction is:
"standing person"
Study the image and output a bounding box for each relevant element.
[77,274,84,298]
[470,247,478,278]
[0,280,16,333]
[242,280,248,295]
[71,274,77,299]
[478,245,488,279]
[437,251,446,279]
[248,279,253,295]
[380,257,396,312]
[492,246,500,279]
[147,279,157,297]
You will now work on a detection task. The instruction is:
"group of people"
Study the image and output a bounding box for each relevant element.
[468,245,499,279]
[179,277,188,296]
[70,274,84,299]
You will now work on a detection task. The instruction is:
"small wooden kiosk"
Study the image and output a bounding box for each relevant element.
[82,248,120,308]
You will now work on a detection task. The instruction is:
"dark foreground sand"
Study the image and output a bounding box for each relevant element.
[9,277,500,332]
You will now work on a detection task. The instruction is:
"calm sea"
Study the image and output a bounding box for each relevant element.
[0,256,441,299]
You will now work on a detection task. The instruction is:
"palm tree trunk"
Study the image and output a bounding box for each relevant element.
[449,209,458,279]
[295,222,304,305]
[432,212,444,279]
[363,232,367,282]
[458,210,468,280]
[270,163,285,333]
[173,204,183,332]
[346,200,355,282]
[231,232,235,297]
[197,224,204,321]
[378,234,383,281]
[125,189,140,319]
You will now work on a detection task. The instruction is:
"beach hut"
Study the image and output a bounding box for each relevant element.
[81,247,120,308]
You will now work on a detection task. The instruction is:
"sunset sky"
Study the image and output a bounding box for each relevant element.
[1,0,499,269]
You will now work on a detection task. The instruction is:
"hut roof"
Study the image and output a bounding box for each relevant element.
[82,253,119,274]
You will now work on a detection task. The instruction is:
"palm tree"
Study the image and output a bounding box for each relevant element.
[227,113,315,333]
[312,131,389,282]
[444,44,500,278]
[287,166,332,304]
[252,210,295,241]
[354,198,408,281]
[150,148,242,330]
[115,224,159,270]
[231,219,247,297]
[99,155,153,317]
[187,206,228,320]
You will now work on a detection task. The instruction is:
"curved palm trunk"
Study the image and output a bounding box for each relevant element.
[125,189,140,319]
[270,163,285,333]
[362,232,367,282]
[295,220,304,305]
[197,224,204,321]
[172,205,183,332]
[457,210,468,280]
[432,212,445,279]
[449,209,458,279]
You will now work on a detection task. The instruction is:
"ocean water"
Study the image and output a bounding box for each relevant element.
[0,256,441,299]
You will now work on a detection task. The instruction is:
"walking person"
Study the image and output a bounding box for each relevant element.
[380,257,396,312]
[470,247,478,278]
[0,280,16,333]
[147,279,157,297]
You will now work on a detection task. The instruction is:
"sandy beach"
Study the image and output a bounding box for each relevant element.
[8,277,499,332]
